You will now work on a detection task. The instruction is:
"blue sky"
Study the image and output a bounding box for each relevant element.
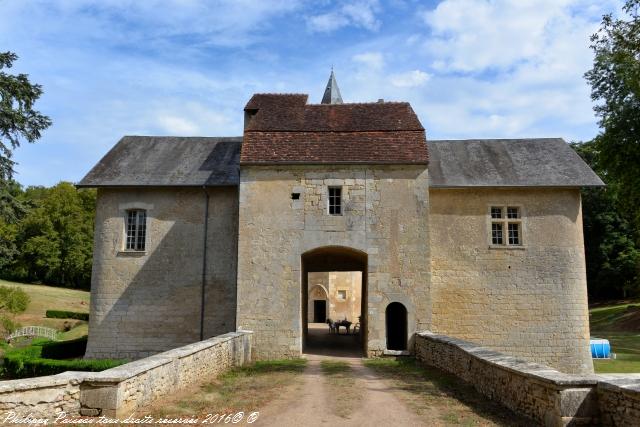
[0,0,623,186]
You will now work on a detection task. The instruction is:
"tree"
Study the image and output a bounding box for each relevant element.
[573,141,640,299]
[0,52,51,182]
[585,0,640,230]
[0,285,30,334]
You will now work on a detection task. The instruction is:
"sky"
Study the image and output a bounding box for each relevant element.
[0,0,624,187]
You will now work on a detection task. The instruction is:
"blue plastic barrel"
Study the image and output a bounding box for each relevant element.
[590,338,611,359]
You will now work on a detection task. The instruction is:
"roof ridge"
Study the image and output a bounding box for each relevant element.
[307,101,410,106]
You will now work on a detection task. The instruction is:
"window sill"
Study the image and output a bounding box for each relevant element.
[117,250,147,257]
[488,245,526,250]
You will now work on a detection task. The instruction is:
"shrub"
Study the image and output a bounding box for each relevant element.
[45,310,89,321]
[2,339,125,379]
[40,336,87,359]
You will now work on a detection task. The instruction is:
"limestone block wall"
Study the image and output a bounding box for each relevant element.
[0,372,88,420]
[429,188,593,374]
[597,376,640,426]
[236,165,430,359]
[415,331,599,426]
[0,332,252,421]
[86,187,238,359]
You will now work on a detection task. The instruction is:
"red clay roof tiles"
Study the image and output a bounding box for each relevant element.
[241,94,428,164]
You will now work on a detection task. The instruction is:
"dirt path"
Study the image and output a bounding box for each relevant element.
[253,355,424,427]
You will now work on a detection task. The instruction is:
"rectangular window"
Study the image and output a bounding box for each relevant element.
[491,222,503,245]
[508,223,520,245]
[490,205,523,246]
[328,187,342,215]
[337,290,347,300]
[125,210,146,251]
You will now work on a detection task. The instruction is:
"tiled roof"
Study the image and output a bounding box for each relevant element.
[241,93,427,164]
[77,136,242,187]
[427,139,605,187]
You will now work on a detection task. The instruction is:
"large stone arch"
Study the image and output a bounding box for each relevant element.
[301,246,368,355]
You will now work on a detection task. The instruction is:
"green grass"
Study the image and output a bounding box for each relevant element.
[589,299,640,373]
[364,358,531,426]
[0,279,90,339]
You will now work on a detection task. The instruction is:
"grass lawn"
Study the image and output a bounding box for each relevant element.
[0,279,89,338]
[148,359,307,419]
[365,358,532,426]
[589,299,640,373]
[320,360,364,418]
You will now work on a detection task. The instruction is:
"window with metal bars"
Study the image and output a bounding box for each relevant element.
[125,210,146,251]
[328,187,342,215]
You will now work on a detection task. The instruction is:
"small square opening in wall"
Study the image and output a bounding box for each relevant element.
[291,193,300,200]
[337,290,347,300]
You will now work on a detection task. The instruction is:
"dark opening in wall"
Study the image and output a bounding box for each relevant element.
[291,193,300,200]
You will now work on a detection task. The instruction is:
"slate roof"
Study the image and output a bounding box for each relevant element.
[321,70,343,104]
[241,93,428,164]
[427,138,605,188]
[77,136,241,187]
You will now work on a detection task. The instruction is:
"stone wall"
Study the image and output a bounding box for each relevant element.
[415,331,599,426]
[0,372,88,421]
[597,376,640,426]
[0,332,252,421]
[429,188,593,374]
[236,165,430,359]
[86,187,238,359]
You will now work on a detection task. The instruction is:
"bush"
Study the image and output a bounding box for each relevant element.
[2,339,125,379]
[40,336,87,359]
[45,310,89,321]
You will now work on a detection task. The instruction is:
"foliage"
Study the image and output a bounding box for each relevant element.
[0,182,96,289]
[0,284,29,334]
[45,309,89,321]
[40,335,87,359]
[0,51,52,182]
[2,338,125,378]
[585,1,640,230]
[573,141,640,299]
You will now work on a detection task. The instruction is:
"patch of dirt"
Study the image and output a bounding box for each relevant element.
[615,306,640,330]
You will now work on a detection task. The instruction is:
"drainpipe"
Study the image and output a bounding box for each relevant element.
[200,187,210,341]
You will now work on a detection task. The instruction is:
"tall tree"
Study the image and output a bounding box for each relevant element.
[585,0,640,230]
[572,141,640,299]
[0,52,51,183]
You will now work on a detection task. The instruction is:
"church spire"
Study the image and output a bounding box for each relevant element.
[321,68,343,104]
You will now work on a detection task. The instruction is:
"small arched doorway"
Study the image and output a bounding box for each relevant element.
[386,302,407,351]
[309,284,329,323]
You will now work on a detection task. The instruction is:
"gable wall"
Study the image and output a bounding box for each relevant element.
[236,165,431,359]
[429,187,593,374]
[85,187,238,359]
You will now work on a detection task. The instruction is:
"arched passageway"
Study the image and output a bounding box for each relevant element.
[386,302,408,351]
[301,246,367,357]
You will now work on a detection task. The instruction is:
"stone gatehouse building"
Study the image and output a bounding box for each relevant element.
[79,73,603,374]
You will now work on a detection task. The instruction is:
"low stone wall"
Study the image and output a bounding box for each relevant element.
[597,375,640,426]
[415,331,599,426]
[0,371,90,421]
[0,331,252,421]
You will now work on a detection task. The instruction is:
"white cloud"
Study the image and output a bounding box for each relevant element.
[353,52,385,70]
[390,70,430,87]
[307,0,381,33]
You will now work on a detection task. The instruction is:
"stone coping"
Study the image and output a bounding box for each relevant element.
[417,331,598,387]
[0,331,253,390]
[597,374,640,394]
